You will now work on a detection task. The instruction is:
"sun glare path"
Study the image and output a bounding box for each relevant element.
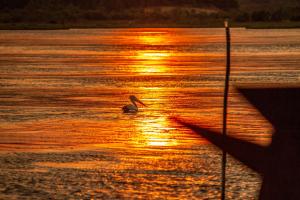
[135,116,177,147]
[132,50,171,74]
[126,87,179,148]
[138,52,170,60]
[138,33,169,45]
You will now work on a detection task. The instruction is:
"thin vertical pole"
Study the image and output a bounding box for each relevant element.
[221,20,231,200]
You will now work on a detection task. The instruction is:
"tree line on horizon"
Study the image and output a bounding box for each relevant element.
[0,0,299,25]
[0,0,239,10]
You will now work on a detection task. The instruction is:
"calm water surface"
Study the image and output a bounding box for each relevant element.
[0,28,300,199]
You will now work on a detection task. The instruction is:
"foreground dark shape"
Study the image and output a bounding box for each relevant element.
[173,87,300,200]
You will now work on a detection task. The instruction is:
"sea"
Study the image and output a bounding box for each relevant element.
[0,28,299,199]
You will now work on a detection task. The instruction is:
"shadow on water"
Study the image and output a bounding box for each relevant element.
[174,87,300,200]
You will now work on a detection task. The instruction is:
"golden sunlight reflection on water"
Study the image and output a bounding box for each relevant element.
[1,28,300,199]
[128,33,180,147]
[127,87,180,148]
[137,30,170,45]
[135,116,177,147]
[132,32,173,74]
[133,50,171,74]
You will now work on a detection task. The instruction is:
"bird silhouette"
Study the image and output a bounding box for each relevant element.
[122,95,146,113]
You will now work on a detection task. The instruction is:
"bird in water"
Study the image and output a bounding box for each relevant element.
[122,95,146,113]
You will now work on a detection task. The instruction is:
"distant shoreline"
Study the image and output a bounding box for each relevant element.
[1,21,300,30]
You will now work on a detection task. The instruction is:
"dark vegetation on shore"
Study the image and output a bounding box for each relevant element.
[0,0,300,29]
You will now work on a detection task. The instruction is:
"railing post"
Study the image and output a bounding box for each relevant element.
[221,20,231,200]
